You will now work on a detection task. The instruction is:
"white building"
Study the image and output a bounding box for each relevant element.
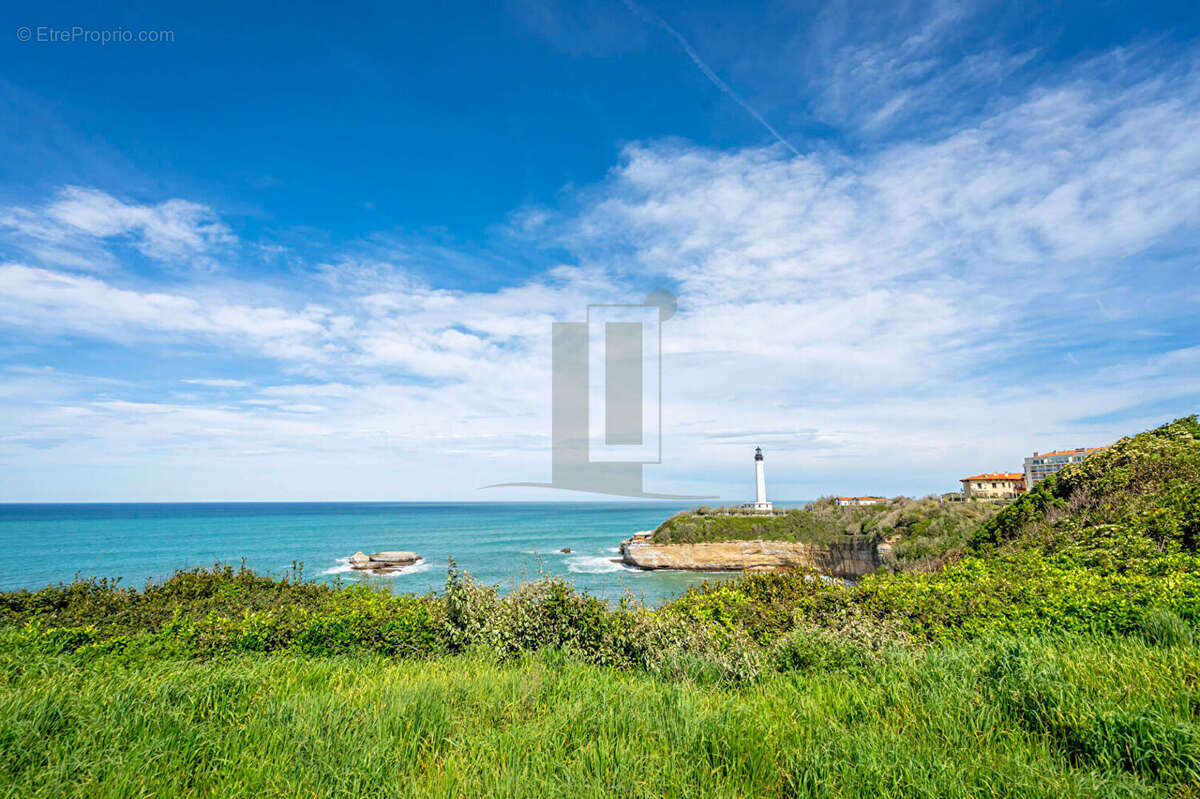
[836,496,886,506]
[740,447,774,512]
[1023,446,1110,490]
[960,473,1024,500]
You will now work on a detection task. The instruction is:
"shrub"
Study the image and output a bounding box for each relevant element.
[770,625,870,673]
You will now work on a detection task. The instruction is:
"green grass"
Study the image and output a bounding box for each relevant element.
[2,634,1197,798]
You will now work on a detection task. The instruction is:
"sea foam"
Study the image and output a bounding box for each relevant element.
[566,554,636,574]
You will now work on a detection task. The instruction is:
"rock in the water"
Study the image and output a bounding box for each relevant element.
[347,550,420,572]
[560,547,572,554]
[368,551,419,564]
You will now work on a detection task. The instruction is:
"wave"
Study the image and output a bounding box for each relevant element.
[321,558,353,575]
[566,554,637,574]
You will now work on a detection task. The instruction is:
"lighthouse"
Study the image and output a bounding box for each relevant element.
[741,446,774,513]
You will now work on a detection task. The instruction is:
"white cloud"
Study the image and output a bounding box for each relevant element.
[0,186,233,269]
[557,57,1200,374]
[0,264,333,361]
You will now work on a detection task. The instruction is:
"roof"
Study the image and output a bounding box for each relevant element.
[1032,446,1111,459]
[837,496,887,501]
[960,472,1024,482]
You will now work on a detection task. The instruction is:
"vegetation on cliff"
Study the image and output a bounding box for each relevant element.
[669,416,1200,647]
[649,496,1000,569]
[2,416,1199,796]
[972,415,1200,561]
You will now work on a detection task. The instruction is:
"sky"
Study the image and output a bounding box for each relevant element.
[0,0,1198,502]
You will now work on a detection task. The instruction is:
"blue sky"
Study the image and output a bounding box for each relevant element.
[0,0,1198,501]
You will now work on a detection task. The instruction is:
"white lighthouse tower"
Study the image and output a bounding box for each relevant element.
[741,446,774,513]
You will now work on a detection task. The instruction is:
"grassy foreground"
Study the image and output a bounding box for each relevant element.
[2,633,1198,798]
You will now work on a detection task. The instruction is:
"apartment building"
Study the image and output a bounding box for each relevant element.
[1023,446,1111,490]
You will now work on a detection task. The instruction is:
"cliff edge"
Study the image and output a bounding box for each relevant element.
[619,537,886,579]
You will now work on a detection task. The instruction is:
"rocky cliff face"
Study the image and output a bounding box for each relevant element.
[619,538,884,579]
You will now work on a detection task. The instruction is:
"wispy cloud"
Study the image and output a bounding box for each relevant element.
[0,187,233,270]
[0,264,333,361]
[788,0,1045,138]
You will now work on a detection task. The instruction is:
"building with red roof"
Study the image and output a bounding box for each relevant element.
[836,496,887,506]
[960,472,1025,500]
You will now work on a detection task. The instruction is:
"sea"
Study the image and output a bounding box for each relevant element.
[0,502,798,607]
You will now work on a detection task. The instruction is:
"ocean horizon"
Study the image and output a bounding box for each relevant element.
[0,501,807,606]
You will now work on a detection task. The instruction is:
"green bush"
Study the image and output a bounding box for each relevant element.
[770,625,870,673]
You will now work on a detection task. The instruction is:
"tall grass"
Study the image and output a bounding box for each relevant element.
[1,634,1196,797]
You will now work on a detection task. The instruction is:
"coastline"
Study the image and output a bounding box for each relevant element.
[618,535,886,579]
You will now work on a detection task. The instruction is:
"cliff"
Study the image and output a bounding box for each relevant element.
[647,499,1000,572]
[619,537,886,579]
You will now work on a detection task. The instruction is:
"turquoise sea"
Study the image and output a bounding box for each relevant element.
[0,502,787,607]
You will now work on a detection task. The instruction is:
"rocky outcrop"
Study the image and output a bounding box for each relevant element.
[369,551,419,563]
[618,538,883,580]
[349,550,421,574]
